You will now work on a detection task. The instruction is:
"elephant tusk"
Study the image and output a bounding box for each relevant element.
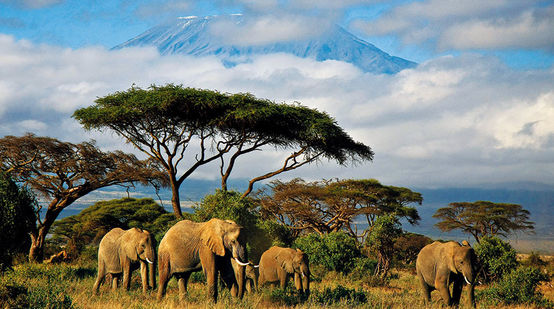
[252,264,260,268]
[301,272,306,278]
[146,257,154,264]
[234,258,250,266]
[464,275,471,285]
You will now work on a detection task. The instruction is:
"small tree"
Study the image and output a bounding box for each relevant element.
[474,236,518,283]
[393,232,433,266]
[0,134,166,262]
[0,172,36,269]
[433,201,534,243]
[366,214,402,277]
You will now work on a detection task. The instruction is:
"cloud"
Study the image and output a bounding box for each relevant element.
[208,14,333,46]
[0,34,553,188]
[353,0,554,51]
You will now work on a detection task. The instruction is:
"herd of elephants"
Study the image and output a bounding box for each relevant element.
[91,218,477,307]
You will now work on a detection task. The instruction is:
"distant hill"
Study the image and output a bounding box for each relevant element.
[113,15,416,74]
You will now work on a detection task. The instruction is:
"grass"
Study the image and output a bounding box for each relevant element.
[0,261,552,309]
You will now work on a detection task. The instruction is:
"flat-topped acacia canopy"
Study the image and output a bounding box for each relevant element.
[73,84,373,217]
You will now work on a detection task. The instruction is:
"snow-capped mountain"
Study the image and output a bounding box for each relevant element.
[114,15,416,74]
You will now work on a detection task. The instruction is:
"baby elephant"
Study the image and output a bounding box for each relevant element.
[259,246,310,295]
[93,227,156,295]
[230,259,259,293]
[416,241,477,307]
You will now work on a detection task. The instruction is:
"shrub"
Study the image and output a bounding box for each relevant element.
[474,236,518,282]
[311,285,367,305]
[478,266,551,306]
[393,232,433,266]
[523,252,547,268]
[294,231,361,273]
[350,257,377,279]
[0,172,37,269]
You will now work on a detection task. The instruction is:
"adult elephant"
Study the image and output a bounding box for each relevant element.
[258,246,310,295]
[416,241,477,307]
[93,227,156,295]
[157,219,249,302]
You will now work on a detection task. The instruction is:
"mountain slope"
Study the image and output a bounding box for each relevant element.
[114,15,416,74]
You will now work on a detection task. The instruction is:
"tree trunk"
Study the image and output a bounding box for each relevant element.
[169,174,183,219]
[29,225,50,262]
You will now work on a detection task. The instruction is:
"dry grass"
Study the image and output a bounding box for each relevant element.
[2,262,552,309]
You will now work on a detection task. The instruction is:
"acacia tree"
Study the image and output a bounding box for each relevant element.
[0,134,166,262]
[259,178,422,240]
[433,201,535,243]
[74,85,373,218]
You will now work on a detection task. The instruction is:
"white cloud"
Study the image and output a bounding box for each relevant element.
[354,0,554,51]
[0,34,553,188]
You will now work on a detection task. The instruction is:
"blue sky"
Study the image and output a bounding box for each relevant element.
[0,0,553,189]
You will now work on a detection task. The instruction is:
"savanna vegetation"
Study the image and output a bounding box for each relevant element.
[1,84,552,308]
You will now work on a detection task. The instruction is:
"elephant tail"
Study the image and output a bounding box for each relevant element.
[157,251,171,299]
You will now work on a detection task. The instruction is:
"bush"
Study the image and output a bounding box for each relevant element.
[478,266,551,306]
[294,231,361,273]
[0,263,83,308]
[311,285,367,305]
[523,252,547,268]
[350,257,377,279]
[474,236,518,282]
[0,172,37,269]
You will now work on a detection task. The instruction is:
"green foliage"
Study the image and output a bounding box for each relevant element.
[311,285,367,305]
[475,236,518,282]
[50,198,172,257]
[523,252,548,268]
[294,231,361,273]
[366,214,403,277]
[268,285,309,306]
[0,172,36,269]
[350,257,378,280]
[192,190,258,230]
[478,266,551,306]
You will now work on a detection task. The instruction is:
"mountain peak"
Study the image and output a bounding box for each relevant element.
[114,15,416,74]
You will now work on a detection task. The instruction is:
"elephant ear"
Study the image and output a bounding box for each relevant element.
[446,243,459,274]
[275,250,294,273]
[201,220,226,257]
[122,228,140,261]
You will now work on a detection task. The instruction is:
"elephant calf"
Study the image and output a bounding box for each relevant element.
[416,241,477,307]
[258,246,310,295]
[93,227,156,295]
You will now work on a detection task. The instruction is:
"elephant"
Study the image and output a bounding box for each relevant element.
[231,258,259,293]
[157,219,249,302]
[416,241,477,307]
[258,246,310,295]
[93,227,156,295]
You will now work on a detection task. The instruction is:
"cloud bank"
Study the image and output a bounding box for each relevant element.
[354,0,554,51]
[1,34,553,188]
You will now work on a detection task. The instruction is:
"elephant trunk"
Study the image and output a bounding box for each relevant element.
[149,258,156,289]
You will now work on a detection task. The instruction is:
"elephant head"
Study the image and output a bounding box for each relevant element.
[121,228,156,288]
[201,219,248,298]
[448,244,477,286]
[276,248,310,294]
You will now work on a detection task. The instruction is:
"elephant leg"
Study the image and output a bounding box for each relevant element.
[279,271,288,290]
[93,260,106,295]
[140,261,148,294]
[245,279,252,294]
[451,278,463,306]
[417,273,431,304]
[435,277,451,306]
[177,272,191,301]
[206,268,218,302]
[122,261,132,291]
[157,254,170,300]
[294,273,302,293]
[112,274,119,290]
